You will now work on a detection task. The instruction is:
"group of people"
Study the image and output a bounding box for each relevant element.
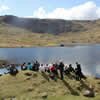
[7,60,86,81]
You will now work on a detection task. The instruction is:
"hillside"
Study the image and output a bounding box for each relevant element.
[0,15,87,34]
[0,15,100,47]
[0,71,100,100]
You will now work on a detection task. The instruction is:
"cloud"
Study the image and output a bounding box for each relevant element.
[32,1,100,20]
[0,5,10,12]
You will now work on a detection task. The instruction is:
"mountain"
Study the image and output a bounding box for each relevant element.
[0,15,100,47]
[0,15,94,34]
[1,15,100,35]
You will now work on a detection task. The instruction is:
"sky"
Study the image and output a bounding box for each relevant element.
[0,0,100,20]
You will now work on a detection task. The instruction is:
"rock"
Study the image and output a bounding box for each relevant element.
[40,79,46,84]
[2,96,16,100]
[27,87,33,92]
[25,77,31,80]
[32,82,39,86]
[24,72,32,76]
[83,90,95,97]
[40,92,48,99]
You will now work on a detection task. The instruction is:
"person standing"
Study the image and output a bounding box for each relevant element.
[59,61,64,80]
[75,62,86,80]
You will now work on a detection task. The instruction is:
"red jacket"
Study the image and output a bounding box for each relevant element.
[50,66,55,71]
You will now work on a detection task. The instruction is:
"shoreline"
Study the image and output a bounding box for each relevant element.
[0,43,99,48]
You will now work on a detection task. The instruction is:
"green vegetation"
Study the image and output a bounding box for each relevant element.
[0,70,100,100]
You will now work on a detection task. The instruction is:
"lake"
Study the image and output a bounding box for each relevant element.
[0,44,100,77]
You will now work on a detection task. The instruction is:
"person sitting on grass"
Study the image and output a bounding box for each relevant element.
[9,64,18,75]
[64,64,75,79]
[21,62,27,70]
[68,64,75,73]
[27,62,33,70]
[39,64,45,72]
[45,64,50,73]
[32,60,40,71]
[64,64,70,75]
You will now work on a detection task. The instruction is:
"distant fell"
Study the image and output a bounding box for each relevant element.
[0,15,100,47]
[1,15,99,34]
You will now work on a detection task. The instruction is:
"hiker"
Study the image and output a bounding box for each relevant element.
[68,64,75,73]
[50,64,56,74]
[9,64,18,75]
[39,64,45,72]
[21,62,27,70]
[27,62,33,70]
[2,64,6,68]
[59,61,64,80]
[54,63,59,76]
[49,64,57,80]
[75,62,86,80]
[45,64,50,73]
[64,64,70,75]
[46,64,52,73]
[53,64,58,76]
[33,60,40,71]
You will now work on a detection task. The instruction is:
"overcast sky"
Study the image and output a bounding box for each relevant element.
[0,0,100,20]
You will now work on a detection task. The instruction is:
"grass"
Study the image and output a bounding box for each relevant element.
[0,70,100,100]
[48,95,100,100]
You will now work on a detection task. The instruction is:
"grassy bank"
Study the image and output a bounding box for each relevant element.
[0,70,100,100]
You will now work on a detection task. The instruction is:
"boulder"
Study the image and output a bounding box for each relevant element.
[27,87,33,92]
[40,79,46,84]
[40,92,48,99]
[24,72,32,76]
[25,77,31,80]
[83,90,95,97]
